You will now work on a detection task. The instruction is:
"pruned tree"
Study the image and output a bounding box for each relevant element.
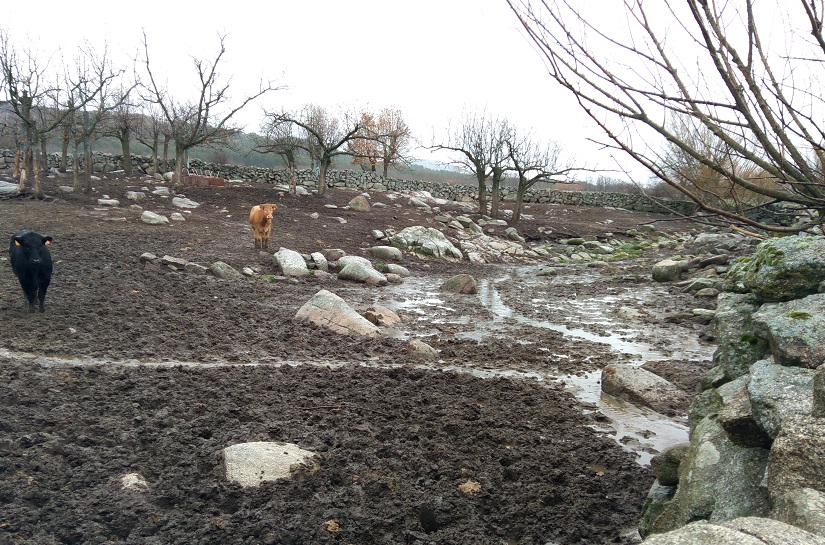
[347,111,380,171]
[255,119,305,195]
[346,107,413,177]
[375,107,413,178]
[70,41,126,193]
[141,32,280,187]
[507,0,825,234]
[0,29,74,198]
[57,98,75,173]
[101,80,141,175]
[429,109,511,215]
[264,104,362,196]
[134,104,171,175]
[506,129,578,222]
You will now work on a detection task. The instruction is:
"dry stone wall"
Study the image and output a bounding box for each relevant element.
[0,148,697,215]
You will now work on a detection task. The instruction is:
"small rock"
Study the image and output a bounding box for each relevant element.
[172,196,200,209]
[440,274,477,294]
[140,211,169,225]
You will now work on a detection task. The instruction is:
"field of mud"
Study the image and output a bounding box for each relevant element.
[0,171,723,544]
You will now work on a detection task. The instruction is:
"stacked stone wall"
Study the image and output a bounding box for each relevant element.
[0,148,697,215]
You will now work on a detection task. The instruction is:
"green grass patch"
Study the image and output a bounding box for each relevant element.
[607,242,645,261]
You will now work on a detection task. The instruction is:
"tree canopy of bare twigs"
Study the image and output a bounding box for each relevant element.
[255,120,305,195]
[375,108,413,177]
[347,111,381,172]
[68,42,127,193]
[262,104,362,196]
[507,129,577,221]
[0,29,113,198]
[134,104,173,176]
[141,32,280,186]
[348,108,413,177]
[101,80,141,176]
[428,109,511,215]
[507,0,825,234]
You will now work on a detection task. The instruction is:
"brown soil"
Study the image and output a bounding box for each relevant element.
[0,172,720,544]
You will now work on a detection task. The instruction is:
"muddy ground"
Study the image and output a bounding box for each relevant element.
[0,172,727,544]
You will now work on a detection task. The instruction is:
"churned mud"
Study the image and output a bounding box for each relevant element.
[0,172,717,544]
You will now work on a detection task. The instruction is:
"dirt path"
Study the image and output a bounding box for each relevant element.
[0,172,719,544]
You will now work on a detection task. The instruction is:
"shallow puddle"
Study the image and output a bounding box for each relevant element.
[381,265,712,465]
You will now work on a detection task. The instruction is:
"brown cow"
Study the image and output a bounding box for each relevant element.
[249,203,279,249]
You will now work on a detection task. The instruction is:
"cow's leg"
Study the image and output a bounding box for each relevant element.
[18,278,37,312]
[37,287,47,312]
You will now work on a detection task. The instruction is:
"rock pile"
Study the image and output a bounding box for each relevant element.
[639,234,825,544]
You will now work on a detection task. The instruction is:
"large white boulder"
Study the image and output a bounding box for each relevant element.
[223,442,316,487]
[294,289,379,337]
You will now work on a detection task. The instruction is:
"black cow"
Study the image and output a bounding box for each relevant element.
[9,229,53,313]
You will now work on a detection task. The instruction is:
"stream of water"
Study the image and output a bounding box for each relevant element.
[382,266,713,466]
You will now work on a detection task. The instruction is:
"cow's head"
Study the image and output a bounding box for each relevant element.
[260,203,278,219]
[12,231,52,264]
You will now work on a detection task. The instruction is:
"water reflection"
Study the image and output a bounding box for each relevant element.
[380,264,711,465]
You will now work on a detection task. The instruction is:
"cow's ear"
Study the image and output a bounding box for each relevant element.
[43,236,52,245]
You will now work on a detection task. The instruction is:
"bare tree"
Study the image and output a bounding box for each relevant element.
[134,104,170,175]
[0,29,74,198]
[507,129,578,222]
[346,108,413,177]
[429,109,511,215]
[141,32,280,186]
[67,42,125,193]
[507,0,825,234]
[255,119,305,195]
[264,104,362,196]
[375,107,413,178]
[102,81,141,175]
[347,111,380,172]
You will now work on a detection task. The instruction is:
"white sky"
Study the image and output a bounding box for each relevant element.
[6,0,638,179]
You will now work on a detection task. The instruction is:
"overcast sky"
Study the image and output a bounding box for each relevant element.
[6,0,635,178]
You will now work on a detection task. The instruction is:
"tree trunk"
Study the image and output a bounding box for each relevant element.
[151,134,159,175]
[490,177,501,219]
[72,143,81,193]
[120,127,132,175]
[288,159,296,196]
[18,95,34,194]
[317,158,329,196]
[382,161,389,178]
[60,131,70,173]
[513,181,527,222]
[13,148,21,180]
[83,137,93,194]
[476,171,488,215]
[32,156,43,200]
[162,137,170,173]
[39,138,48,178]
[174,144,185,188]
[19,146,33,194]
